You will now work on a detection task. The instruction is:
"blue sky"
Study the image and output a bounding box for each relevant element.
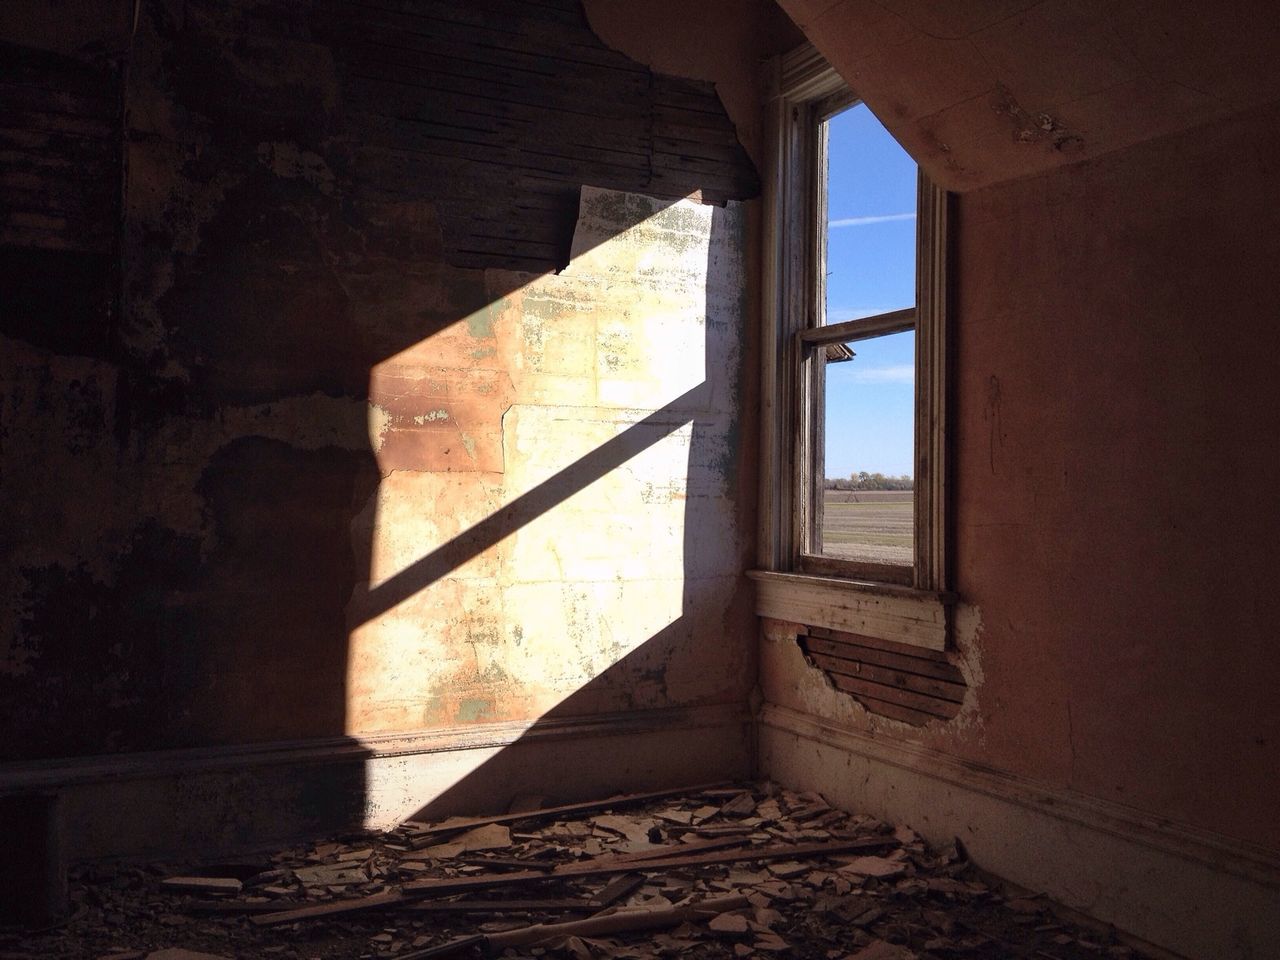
[824,102,917,478]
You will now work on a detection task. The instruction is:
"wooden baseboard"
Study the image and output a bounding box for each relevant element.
[759,702,1280,960]
[0,704,749,861]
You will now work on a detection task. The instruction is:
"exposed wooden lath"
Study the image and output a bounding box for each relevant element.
[0,41,119,254]
[0,41,120,359]
[323,0,760,272]
[799,626,967,726]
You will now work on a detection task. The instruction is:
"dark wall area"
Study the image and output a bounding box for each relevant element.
[0,0,760,763]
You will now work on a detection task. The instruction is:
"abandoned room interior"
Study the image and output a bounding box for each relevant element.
[1,0,1278,958]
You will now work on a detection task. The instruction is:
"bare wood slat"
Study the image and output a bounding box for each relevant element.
[252,837,897,926]
[343,86,651,149]
[339,0,592,37]
[250,890,406,926]
[353,114,653,174]
[806,651,966,703]
[0,41,119,258]
[338,0,630,65]
[338,12,648,82]
[0,80,117,122]
[329,0,756,271]
[805,624,950,662]
[341,46,651,111]
[405,783,729,841]
[0,106,116,141]
[402,899,597,914]
[588,873,646,909]
[0,225,100,252]
[840,695,941,727]
[828,674,962,719]
[0,44,116,101]
[406,837,896,891]
[653,111,741,141]
[803,635,964,684]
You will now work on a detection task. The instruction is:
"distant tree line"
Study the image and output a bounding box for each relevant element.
[824,472,913,491]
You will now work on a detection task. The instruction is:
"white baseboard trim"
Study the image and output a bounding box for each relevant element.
[759,702,1280,960]
[0,704,749,860]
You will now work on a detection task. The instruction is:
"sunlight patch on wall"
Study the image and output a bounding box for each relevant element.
[345,187,745,791]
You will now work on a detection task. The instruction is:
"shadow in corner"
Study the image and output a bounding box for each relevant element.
[0,0,759,867]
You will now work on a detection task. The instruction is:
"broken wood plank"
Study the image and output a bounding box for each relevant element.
[808,651,967,703]
[603,835,748,864]
[720,792,758,818]
[803,635,964,684]
[159,877,243,895]
[184,899,286,914]
[587,873,644,910]
[406,836,896,893]
[254,837,896,926]
[488,894,751,948]
[392,934,486,959]
[805,625,951,662]
[456,856,554,872]
[402,899,597,914]
[690,824,755,838]
[408,894,754,957]
[828,673,962,719]
[249,889,404,926]
[403,782,728,844]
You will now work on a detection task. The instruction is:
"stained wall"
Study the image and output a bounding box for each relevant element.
[758,27,1280,850]
[757,37,1280,960]
[0,0,777,838]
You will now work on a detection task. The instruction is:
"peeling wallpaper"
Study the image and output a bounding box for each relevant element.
[0,0,759,761]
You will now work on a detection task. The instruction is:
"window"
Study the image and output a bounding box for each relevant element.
[751,44,952,650]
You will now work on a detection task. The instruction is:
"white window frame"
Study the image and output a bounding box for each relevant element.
[749,43,954,651]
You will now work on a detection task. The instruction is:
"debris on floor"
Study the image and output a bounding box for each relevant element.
[0,782,1146,960]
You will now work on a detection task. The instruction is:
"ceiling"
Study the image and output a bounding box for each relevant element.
[779,0,1280,190]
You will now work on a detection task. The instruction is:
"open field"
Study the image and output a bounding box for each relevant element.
[820,490,913,564]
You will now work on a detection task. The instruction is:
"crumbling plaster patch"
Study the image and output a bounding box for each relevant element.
[759,603,986,746]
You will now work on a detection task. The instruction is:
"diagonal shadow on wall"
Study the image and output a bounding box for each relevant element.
[0,0,758,857]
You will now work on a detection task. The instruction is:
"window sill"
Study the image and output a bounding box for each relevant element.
[746,569,955,651]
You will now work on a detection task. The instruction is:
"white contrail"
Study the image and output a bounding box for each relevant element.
[853,364,914,384]
[828,212,916,227]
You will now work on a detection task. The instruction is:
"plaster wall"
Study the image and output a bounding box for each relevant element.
[0,0,764,835]
[759,93,1280,954]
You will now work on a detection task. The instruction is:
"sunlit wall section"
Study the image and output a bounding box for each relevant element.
[348,187,748,746]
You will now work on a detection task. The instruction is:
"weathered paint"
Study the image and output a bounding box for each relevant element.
[760,97,1280,860]
[0,1,759,792]
[346,189,749,735]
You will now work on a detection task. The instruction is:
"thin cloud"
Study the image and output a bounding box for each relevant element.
[828,212,916,228]
[852,364,914,384]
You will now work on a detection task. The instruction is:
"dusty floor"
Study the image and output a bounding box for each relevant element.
[0,783,1146,960]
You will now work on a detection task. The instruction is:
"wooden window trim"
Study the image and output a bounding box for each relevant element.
[748,570,954,653]
[752,43,953,648]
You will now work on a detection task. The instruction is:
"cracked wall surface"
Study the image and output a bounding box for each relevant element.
[0,0,763,766]
[760,97,1280,856]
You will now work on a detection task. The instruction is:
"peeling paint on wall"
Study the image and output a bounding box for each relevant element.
[0,0,759,763]
[346,187,749,735]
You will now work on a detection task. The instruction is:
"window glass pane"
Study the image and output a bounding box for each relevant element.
[816,330,914,565]
[824,103,917,323]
